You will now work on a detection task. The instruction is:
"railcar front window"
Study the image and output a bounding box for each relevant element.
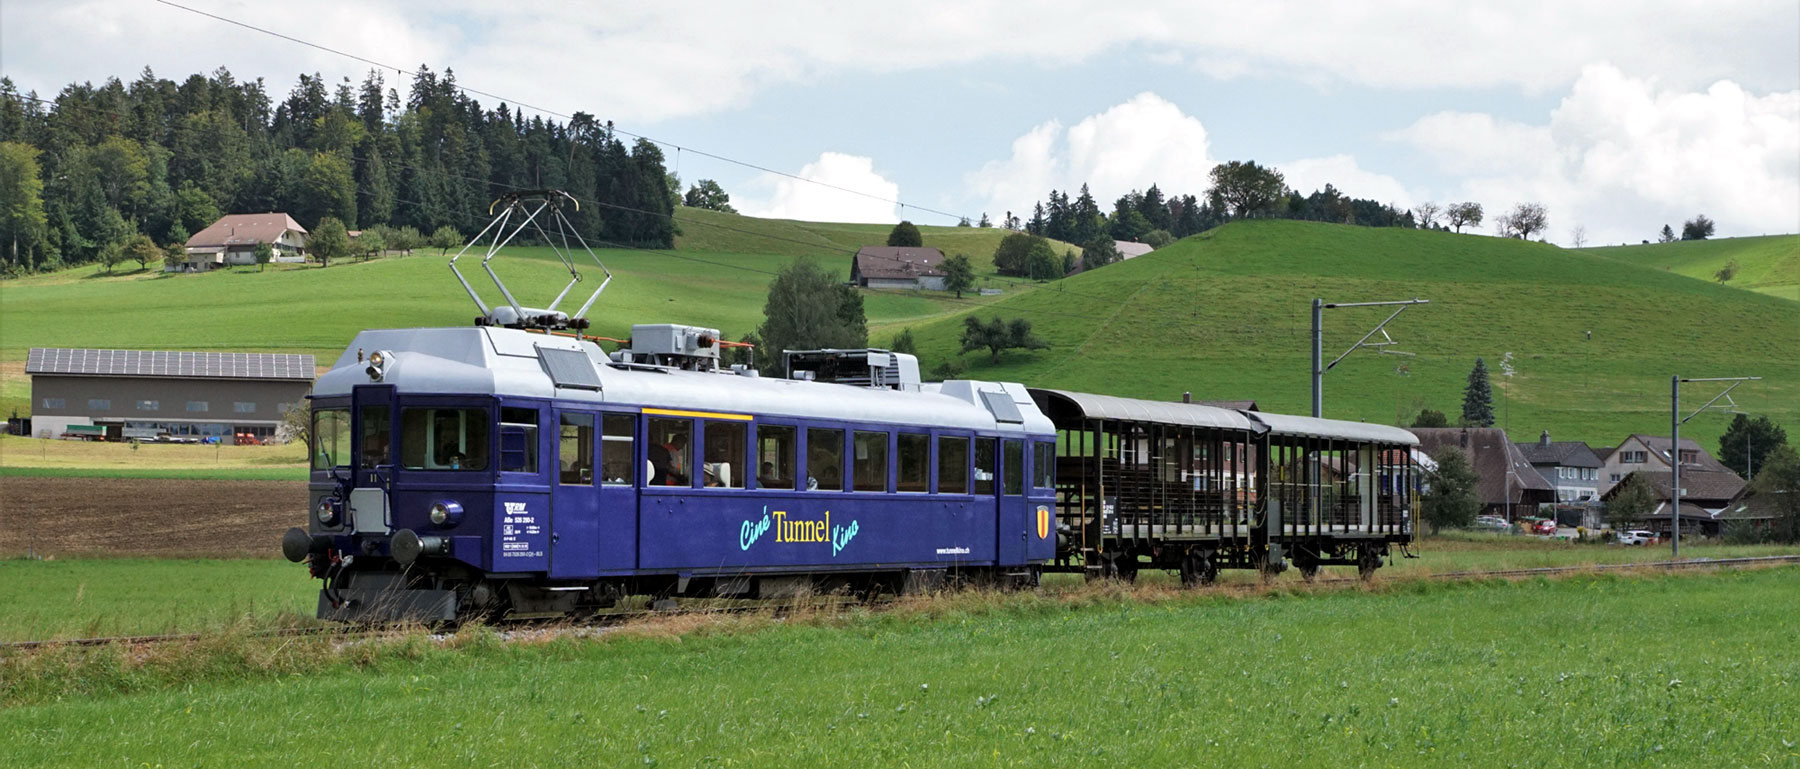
[854,431,889,492]
[703,420,747,488]
[312,408,348,470]
[359,405,391,469]
[400,408,491,471]
[807,429,844,491]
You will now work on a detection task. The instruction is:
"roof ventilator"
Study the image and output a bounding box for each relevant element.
[783,349,921,391]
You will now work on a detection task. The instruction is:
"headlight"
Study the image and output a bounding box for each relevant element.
[315,497,341,526]
[428,500,463,527]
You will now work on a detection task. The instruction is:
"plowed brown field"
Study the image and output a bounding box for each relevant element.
[0,477,305,558]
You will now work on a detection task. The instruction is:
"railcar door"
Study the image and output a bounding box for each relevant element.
[593,412,639,572]
[996,437,1029,565]
[549,409,600,578]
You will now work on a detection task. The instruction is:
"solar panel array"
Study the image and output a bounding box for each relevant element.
[25,348,316,380]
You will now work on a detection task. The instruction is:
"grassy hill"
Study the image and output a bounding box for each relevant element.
[0,214,1067,417]
[3,215,1792,448]
[1585,235,1800,301]
[895,221,1798,448]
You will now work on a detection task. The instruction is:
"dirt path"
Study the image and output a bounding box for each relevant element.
[0,477,305,558]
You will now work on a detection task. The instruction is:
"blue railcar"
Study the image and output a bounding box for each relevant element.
[284,324,1057,621]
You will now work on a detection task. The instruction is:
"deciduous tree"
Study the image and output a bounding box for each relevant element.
[682,179,737,213]
[125,233,161,271]
[1422,446,1480,534]
[1498,202,1548,240]
[1719,414,1789,479]
[1411,409,1449,428]
[1412,202,1441,229]
[754,258,869,375]
[430,225,462,255]
[940,252,975,298]
[1749,445,1800,543]
[992,231,1042,277]
[1445,202,1483,233]
[311,216,349,268]
[1606,472,1656,528]
[1681,214,1715,241]
[959,316,1049,363]
[886,220,923,248]
[0,141,51,272]
[253,240,273,271]
[1026,240,1062,281]
[1080,236,1122,271]
[1208,160,1287,219]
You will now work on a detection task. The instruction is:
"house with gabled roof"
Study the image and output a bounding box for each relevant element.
[1515,430,1605,503]
[1602,468,1746,537]
[850,246,947,290]
[1597,433,1735,494]
[1409,427,1557,518]
[178,212,310,272]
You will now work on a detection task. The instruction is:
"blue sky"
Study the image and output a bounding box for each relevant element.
[5,1,1797,244]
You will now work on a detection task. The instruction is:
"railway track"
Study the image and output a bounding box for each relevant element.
[7,554,1797,652]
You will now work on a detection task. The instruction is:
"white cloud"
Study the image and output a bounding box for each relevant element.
[1392,64,1800,243]
[4,2,1794,123]
[737,153,901,224]
[966,92,1216,220]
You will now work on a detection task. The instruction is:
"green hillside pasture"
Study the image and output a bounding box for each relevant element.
[0,245,1029,362]
[4,569,1795,766]
[1587,234,1800,301]
[904,221,1799,448]
[674,207,1075,269]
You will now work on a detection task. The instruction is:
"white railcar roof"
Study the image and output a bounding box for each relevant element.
[1247,411,1420,446]
[315,327,1052,434]
[1029,388,1264,433]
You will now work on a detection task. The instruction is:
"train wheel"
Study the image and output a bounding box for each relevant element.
[1298,562,1320,582]
[1357,548,1383,580]
[1179,550,1217,588]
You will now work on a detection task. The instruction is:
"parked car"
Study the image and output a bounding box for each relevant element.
[1616,530,1656,546]
[1472,515,1511,532]
[1531,519,1558,536]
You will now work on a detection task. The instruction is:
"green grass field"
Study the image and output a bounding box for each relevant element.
[3,568,1795,767]
[1587,234,1800,301]
[899,221,1799,448]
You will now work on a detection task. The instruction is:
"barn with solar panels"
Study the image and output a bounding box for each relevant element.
[25,347,316,443]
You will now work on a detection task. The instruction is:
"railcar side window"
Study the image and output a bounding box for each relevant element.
[757,425,797,490]
[312,408,348,470]
[359,406,391,469]
[559,413,595,485]
[853,431,890,492]
[897,433,929,492]
[648,418,693,486]
[806,428,844,491]
[973,437,996,495]
[1003,439,1024,496]
[601,414,635,485]
[1033,441,1055,490]
[703,420,747,488]
[499,407,538,473]
[400,408,491,471]
[937,436,969,494]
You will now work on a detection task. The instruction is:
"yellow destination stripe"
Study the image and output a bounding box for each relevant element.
[641,406,753,421]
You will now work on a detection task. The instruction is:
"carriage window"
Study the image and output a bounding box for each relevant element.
[937,436,969,494]
[897,433,929,492]
[601,413,634,485]
[359,406,391,469]
[312,408,348,470]
[559,413,595,485]
[1003,439,1024,496]
[648,418,692,486]
[400,408,490,471]
[703,420,747,489]
[757,425,797,490]
[854,431,890,492]
[807,428,844,491]
[1033,441,1055,490]
[499,407,538,474]
[973,437,996,495]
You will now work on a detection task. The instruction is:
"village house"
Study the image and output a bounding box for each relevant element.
[1515,430,1605,503]
[1409,427,1557,519]
[1597,433,1735,494]
[176,213,309,272]
[850,246,947,290]
[1602,468,1746,538]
